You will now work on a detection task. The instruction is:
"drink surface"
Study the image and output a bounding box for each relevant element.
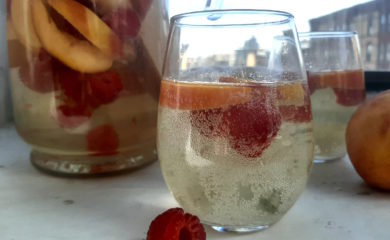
[6,0,167,174]
[157,79,314,227]
[307,70,365,160]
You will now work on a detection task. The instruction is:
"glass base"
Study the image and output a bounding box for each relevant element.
[211,224,270,233]
[30,148,157,176]
[314,153,345,164]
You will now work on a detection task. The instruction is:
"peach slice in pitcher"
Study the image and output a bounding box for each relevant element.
[47,0,124,58]
[31,0,113,73]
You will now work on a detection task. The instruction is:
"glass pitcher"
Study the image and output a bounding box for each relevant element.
[6,0,169,175]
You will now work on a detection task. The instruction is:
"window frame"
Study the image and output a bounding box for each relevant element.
[365,71,390,91]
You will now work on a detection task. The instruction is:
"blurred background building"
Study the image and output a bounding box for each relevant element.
[310,0,389,70]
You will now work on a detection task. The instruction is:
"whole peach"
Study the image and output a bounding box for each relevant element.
[346,90,390,190]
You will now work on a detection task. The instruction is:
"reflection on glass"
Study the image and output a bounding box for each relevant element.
[158,10,313,233]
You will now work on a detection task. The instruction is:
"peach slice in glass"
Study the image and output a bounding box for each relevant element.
[159,80,253,111]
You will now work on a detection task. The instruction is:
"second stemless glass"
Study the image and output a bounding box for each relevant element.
[299,32,366,163]
[158,10,313,232]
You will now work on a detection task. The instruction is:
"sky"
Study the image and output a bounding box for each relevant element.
[169,0,373,32]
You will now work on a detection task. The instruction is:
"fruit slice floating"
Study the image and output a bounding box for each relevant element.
[219,76,307,106]
[11,0,41,51]
[31,0,113,73]
[147,208,206,240]
[87,124,119,156]
[307,70,366,106]
[47,0,124,58]
[159,80,252,110]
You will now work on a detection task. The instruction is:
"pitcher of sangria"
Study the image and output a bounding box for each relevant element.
[6,0,169,175]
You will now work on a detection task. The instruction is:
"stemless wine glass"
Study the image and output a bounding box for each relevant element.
[157,10,314,232]
[299,32,366,163]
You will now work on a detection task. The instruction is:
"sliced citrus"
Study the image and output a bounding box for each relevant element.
[159,80,252,110]
[308,70,365,91]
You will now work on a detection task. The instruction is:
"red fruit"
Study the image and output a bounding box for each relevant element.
[147,208,206,240]
[103,8,141,40]
[333,88,366,107]
[19,49,55,93]
[56,67,85,102]
[307,70,365,107]
[190,108,226,137]
[223,99,281,158]
[87,125,119,156]
[87,71,123,105]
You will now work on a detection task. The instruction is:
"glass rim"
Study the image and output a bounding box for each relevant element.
[170,9,295,27]
[298,31,358,38]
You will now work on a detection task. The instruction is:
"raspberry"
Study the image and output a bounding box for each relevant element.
[87,71,123,105]
[87,125,119,156]
[333,88,366,107]
[147,208,206,240]
[223,98,281,158]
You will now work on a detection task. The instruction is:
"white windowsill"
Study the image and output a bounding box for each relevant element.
[0,124,389,239]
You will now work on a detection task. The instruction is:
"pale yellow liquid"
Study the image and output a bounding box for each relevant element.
[311,88,358,160]
[158,106,313,228]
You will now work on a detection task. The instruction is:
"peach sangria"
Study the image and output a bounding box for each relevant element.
[157,10,314,232]
[6,0,169,175]
[300,32,366,162]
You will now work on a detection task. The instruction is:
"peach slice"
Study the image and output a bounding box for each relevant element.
[159,80,253,110]
[31,0,112,73]
[220,76,306,106]
[10,0,41,51]
[47,0,124,58]
[160,79,307,111]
